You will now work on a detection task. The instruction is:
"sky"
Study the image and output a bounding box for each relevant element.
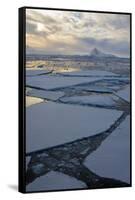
[26,9,130,57]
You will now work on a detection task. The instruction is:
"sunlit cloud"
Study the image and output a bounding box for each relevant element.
[26,9,130,57]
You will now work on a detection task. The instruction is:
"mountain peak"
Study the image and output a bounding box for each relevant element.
[91,48,103,56]
[90,48,116,58]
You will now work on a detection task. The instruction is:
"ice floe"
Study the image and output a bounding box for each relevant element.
[71,78,129,93]
[26,102,122,152]
[84,116,130,183]
[26,76,102,90]
[27,89,64,101]
[58,70,118,77]
[26,87,32,95]
[60,94,120,107]
[26,156,31,170]
[26,69,53,76]
[26,171,86,192]
[115,85,130,102]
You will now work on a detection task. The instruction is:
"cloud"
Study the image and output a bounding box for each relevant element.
[26,10,57,24]
[26,9,130,57]
[77,37,130,56]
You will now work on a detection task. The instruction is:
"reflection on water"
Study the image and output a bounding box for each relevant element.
[26,96,44,107]
[26,65,80,74]
[54,67,80,73]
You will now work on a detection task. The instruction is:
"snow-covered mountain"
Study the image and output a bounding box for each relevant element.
[90,48,116,58]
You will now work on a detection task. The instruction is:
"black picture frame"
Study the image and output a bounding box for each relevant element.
[19,6,132,193]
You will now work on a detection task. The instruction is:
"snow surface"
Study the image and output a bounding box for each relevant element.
[58,70,118,77]
[84,116,130,183]
[26,96,44,107]
[26,69,52,76]
[60,94,119,107]
[26,76,102,90]
[116,85,130,102]
[26,102,122,152]
[26,171,86,192]
[28,89,64,101]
